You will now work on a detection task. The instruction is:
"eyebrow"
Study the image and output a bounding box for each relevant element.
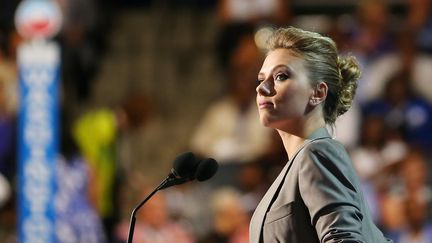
[258,64,293,77]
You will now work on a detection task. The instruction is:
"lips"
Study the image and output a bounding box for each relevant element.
[258,101,274,109]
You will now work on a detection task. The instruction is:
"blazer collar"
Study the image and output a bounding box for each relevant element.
[307,127,332,141]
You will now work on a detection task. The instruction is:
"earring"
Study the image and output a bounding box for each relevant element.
[310,98,319,105]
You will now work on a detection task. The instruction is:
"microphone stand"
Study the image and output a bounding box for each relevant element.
[126,174,191,243]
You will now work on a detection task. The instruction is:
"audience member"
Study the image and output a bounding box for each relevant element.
[56,0,115,123]
[351,111,413,223]
[388,194,432,242]
[236,131,287,215]
[116,191,195,243]
[362,71,432,151]
[0,74,15,221]
[72,93,150,242]
[406,0,432,54]
[350,115,387,222]
[348,0,396,62]
[235,162,267,215]
[345,0,398,105]
[190,33,272,186]
[0,47,17,182]
[200,187,249,243]
[381,150,432,234]
[356,27,432,105]
[215,0,291,72]
[0,41,17,243]
[55,120,107,243]
[163,183,215,239]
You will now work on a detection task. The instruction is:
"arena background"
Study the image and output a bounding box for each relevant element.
[1,0,432,242]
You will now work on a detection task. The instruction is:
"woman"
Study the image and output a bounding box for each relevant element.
[249,27,391,242]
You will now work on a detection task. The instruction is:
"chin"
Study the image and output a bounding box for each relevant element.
[259,116,276,128]
[260,115,300,132]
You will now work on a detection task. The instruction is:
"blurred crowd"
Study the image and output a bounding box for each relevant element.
[1,0,432,242]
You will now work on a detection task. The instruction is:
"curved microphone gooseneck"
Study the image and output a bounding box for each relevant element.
[126,152,218,243]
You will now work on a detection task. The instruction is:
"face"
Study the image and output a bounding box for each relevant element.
[256,49,313,130]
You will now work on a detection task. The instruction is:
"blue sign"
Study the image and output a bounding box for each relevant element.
[17,41,60,243]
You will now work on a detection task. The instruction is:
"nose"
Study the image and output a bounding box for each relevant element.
[256,79,274,96]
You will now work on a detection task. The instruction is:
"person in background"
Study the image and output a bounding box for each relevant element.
[72,93,150,242]
[250,26,391,242]
[406,0,432,54]
[0,39,17,243]
[235,162,267,215]
[57,0,104,105]
[387,193,432,242]
[216,0,291,73]
[115,190,195,243]
[190,32,272,186]
[380,149,432,235]
[362,71,432,152]
[0,50,16,186]
[346,0,398,106]
[55,117,106,243]
[350,115,388,223]
[349,0,395,62]
[200,187,249,243]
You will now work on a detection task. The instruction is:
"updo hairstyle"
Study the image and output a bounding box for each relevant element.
[266,27,361,124]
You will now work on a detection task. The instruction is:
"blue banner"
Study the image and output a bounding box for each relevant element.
[17,41,60,243]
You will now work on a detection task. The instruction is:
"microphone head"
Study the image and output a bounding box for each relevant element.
[172,152,199,178]
[195,158,219,182]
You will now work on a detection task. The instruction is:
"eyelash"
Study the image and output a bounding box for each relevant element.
[256,72,289,85]
[275,73,289,81]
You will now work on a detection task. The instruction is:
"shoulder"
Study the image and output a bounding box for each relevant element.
[303,138,352,169]
[298,138,359,193]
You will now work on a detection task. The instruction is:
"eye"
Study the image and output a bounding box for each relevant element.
[275,73,289,81]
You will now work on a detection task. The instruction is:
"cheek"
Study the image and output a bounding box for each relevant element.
[277,85,311,116]
[277,85,304,107]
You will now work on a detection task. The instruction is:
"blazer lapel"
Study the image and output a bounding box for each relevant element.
[250,127,331,242]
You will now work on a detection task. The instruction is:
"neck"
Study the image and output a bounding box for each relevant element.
[277,112,325,158]
[277,132,306,159]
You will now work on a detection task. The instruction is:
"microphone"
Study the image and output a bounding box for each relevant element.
[159,156,219,190]
[158,151,200,189]
[127,152,218,243]
[195,158,219,181]
[171,151,199,178]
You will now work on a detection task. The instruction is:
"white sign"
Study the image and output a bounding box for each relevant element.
[15,0,62,39]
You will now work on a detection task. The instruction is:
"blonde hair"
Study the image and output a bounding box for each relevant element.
[266,27,361,124]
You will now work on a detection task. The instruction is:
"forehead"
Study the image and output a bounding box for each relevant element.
[260,48,305,74]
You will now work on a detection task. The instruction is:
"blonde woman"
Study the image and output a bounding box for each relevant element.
[249,27,391,243]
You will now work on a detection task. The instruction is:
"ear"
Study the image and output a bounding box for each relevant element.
[309,82,328,106]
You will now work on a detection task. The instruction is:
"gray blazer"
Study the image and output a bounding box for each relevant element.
[249,128,391,243]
